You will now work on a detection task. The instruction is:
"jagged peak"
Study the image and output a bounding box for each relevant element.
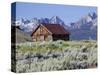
[88,12,97,19]
[50,16,61,20]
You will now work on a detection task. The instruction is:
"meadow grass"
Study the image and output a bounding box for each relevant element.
[16,40,96,53]
[15,40,97,73]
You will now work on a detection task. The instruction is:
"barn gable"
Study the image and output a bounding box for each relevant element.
[31,24,53,41]
[31,24,52,36]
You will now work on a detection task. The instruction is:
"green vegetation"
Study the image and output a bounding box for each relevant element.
[14,40,97,73]
[16,40,96,53]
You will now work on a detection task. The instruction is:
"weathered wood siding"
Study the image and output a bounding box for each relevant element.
[32,25,52,41]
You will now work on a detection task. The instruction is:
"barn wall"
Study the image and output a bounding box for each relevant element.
[45,35,52,41]
[32,25,52,41]
[52,34,69,41]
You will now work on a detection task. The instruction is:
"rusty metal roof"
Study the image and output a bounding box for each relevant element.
[42,23,70,35]
[31,23,70,36]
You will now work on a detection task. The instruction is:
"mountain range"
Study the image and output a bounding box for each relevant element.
[12,12,97,40]
[69,12,97,40]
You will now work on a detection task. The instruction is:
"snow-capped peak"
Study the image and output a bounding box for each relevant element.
[50,16,65,25]
[69,12,97,30]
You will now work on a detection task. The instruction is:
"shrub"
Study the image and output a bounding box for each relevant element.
[15,40,97,72]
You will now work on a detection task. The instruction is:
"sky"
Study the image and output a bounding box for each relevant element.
[14,2,97,24]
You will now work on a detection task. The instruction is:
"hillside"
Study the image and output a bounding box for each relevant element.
[16,28,33,43]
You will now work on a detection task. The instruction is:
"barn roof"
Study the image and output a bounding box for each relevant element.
[31,23,70,36]
[42,23,70,35]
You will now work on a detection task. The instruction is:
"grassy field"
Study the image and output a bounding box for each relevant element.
[14,40,97,73]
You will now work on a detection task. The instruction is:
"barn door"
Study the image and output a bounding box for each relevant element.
[40,35,44,41]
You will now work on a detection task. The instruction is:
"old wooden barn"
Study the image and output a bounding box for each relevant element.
[31,23,70,41]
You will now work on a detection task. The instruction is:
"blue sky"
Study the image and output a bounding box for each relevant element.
[15,2,97,24]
